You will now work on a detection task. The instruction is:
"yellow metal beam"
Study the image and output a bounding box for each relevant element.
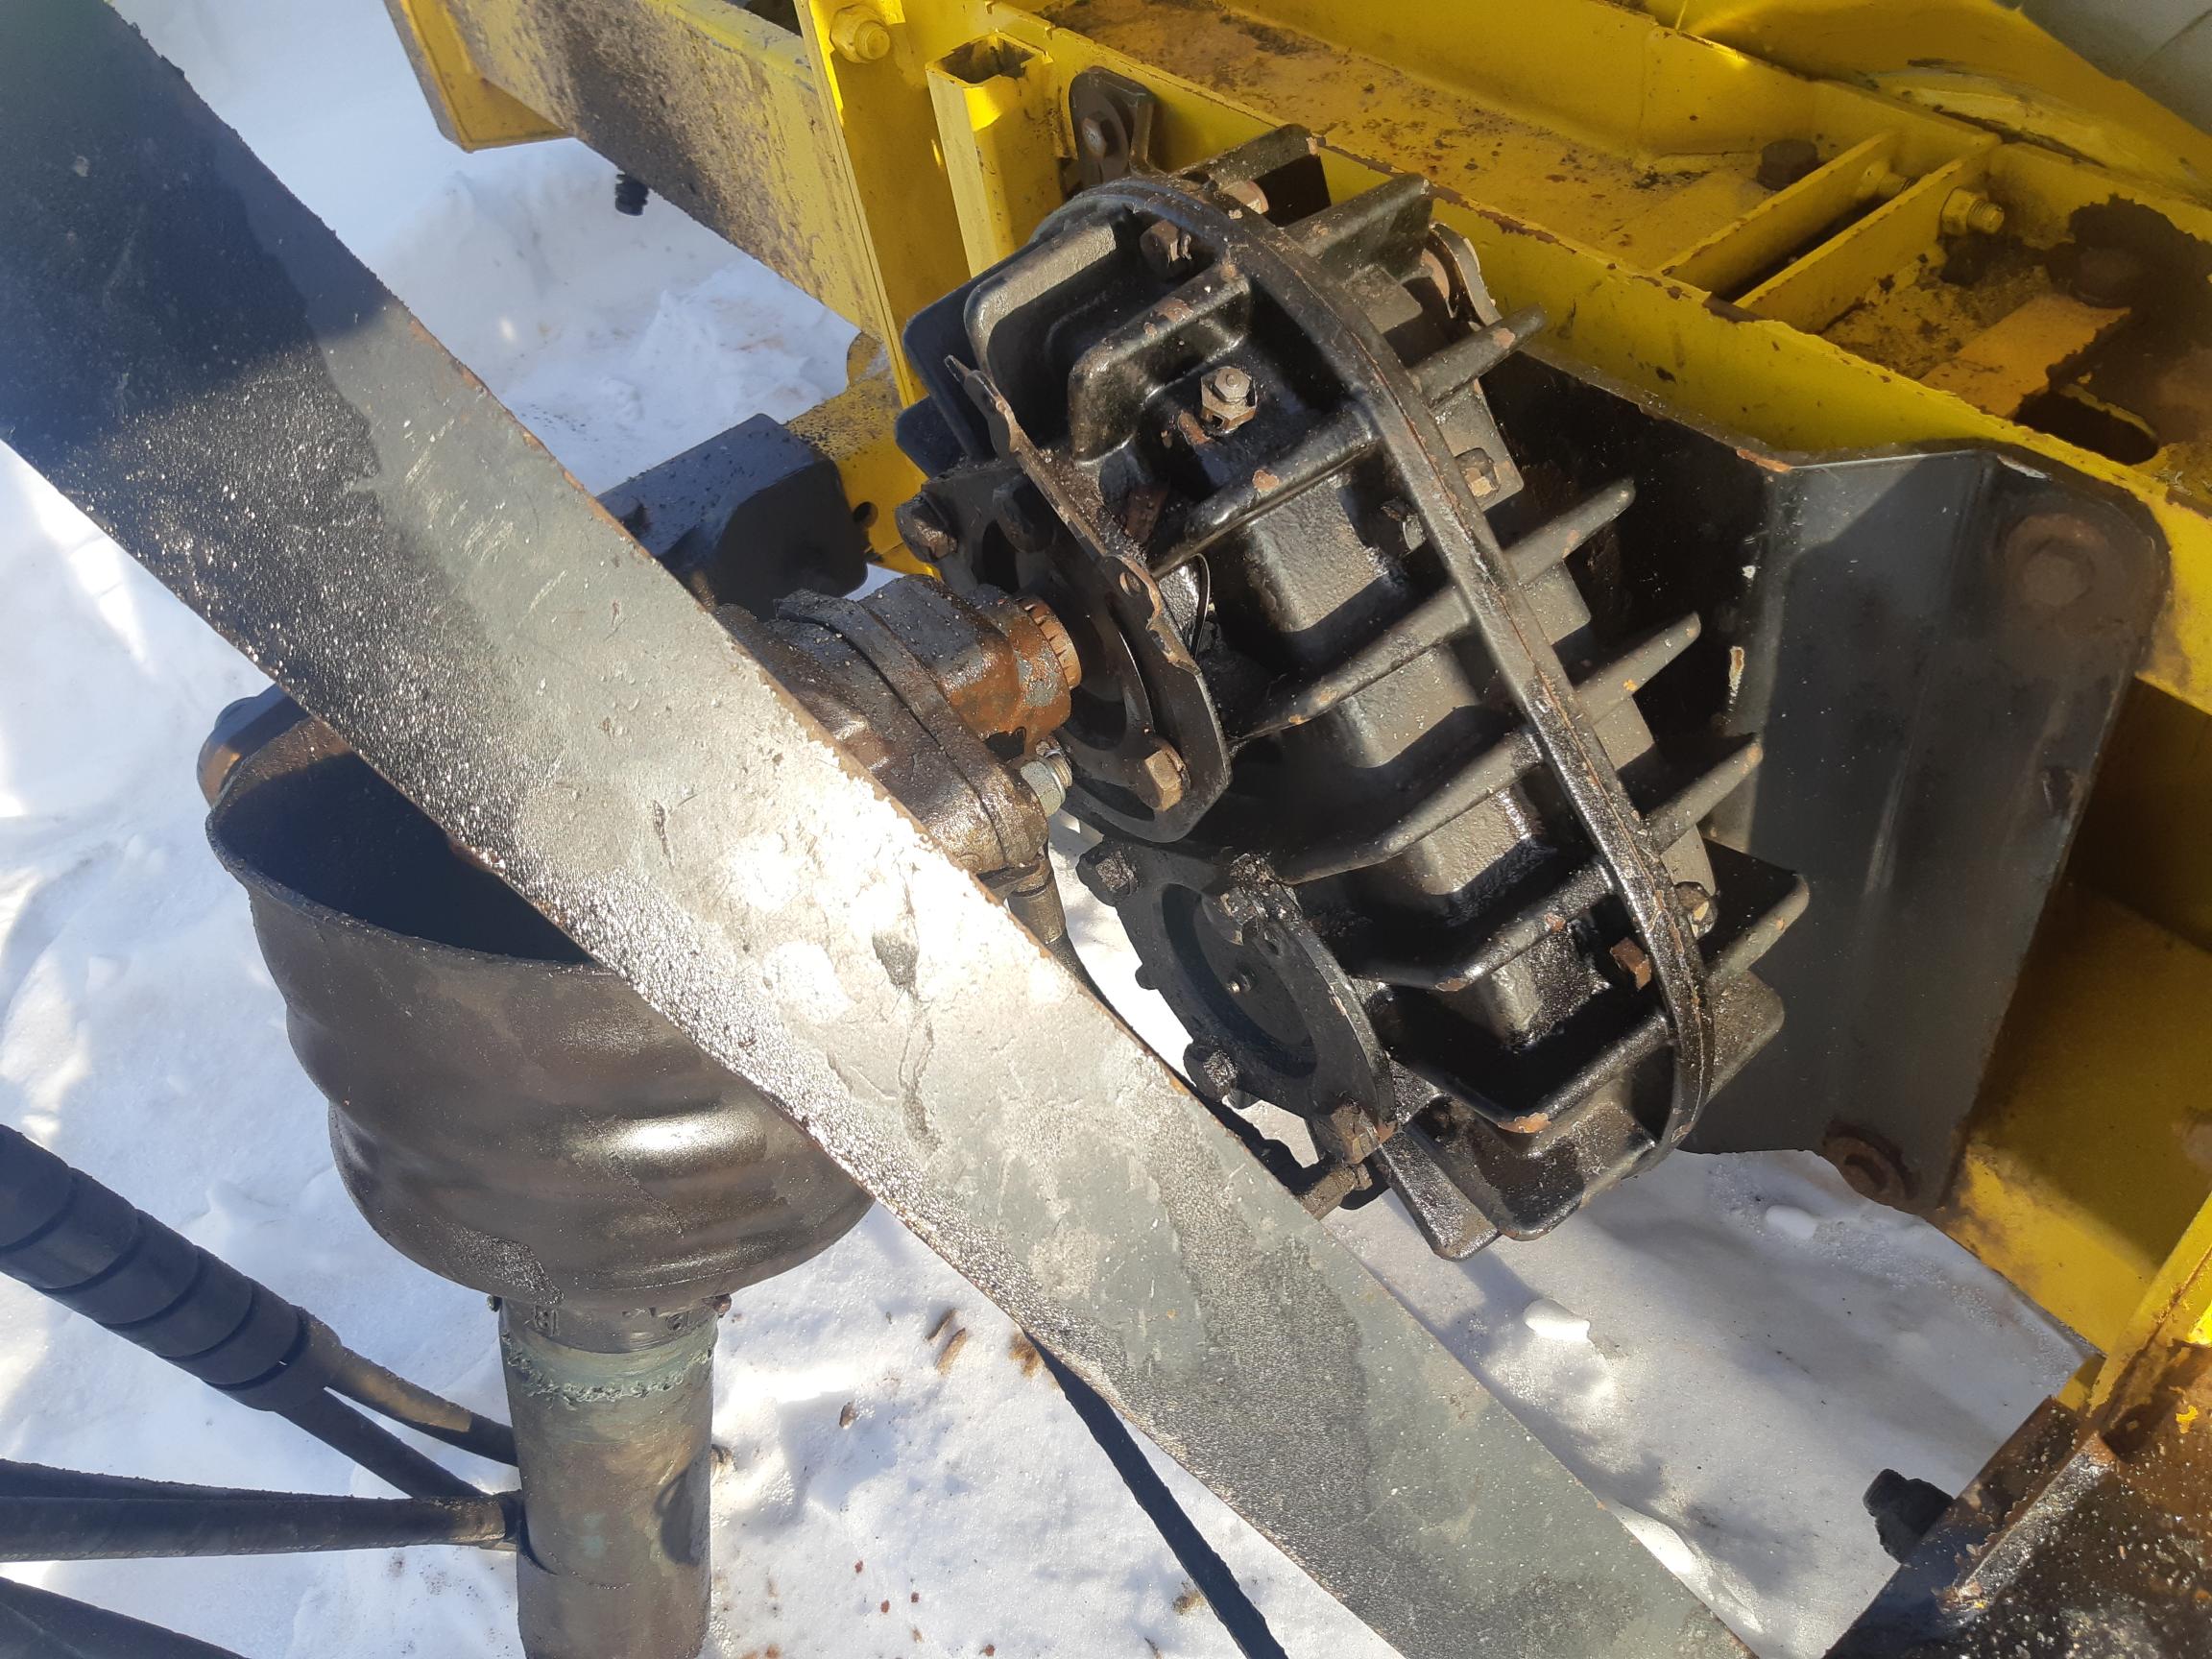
[380,0,562,147]
[926,33,1067,275]
[1941,887,2212,1354]
[434,0,881,326]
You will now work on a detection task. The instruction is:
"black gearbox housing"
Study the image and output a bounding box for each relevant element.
[895,129,1805,1256]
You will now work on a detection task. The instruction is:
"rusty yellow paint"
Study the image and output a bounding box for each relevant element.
[1941,888,2212,1354]
[785,361,932,572]
[794,0,979,397]
[1643,0,2212,203]
[926,34,1068,275]
[1921,291,2130,416]
[382,0,563,147]
[2087,1194,2212,1412]
[1738,156,1977,330]
[434,0,881,325]
[1660,132,1902,296]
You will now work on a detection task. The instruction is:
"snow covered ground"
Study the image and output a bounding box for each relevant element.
[0,4,2088,1655]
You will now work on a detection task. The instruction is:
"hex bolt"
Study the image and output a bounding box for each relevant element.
[829,4,892,62]
[1459,449,1501,500]
[1079,114,1115,160]
[1082,848,1138,903]
[1200,364,1258,433]
[1017,752,1071,817]
[1200,887,1264,945]
[1219,177,1269,215]
[1186,1043,1242,1101]
[1754,137,1820,192]
[1132,743,1189,812]
[1940,188,2005,237]
[1674,881,1717,937]
[1140,219,1194,276]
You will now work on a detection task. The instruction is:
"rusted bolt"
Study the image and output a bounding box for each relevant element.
[1200,887,1264,944]
[1608,936,1654,991]
[830,4,892,62]
[1823,1124,1912,1209]
[1140,218,1195,277]
[1078,114,1115,160]
[1219,177,1268,215]
[1081,847,1138,903]
[1675,881,1717,937]
[1131,743,1188,812]
[1460,449,1501,500]
[1327,1100,1385,1164]
[1200,363,1258,433]
[1186,1043,1242,1101]
[1940,188,2005,237]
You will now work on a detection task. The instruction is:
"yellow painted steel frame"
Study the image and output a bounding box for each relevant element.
[390,0,2212,1370]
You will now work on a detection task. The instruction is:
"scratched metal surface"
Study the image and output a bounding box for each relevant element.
[0,4,1742,1653]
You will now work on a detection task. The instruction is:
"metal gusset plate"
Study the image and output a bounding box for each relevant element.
[0,6,1739,1654]
[1479,356,2167,1207]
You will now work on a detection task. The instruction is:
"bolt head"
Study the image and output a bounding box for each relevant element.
[1139,219,1194,276]
[1081,847,1138,903]
[1673,880,1716,936]
[1186,1043,1242,1101]
[1199,887,1263,944]
[830,5,892,61]
[1017,755,1070,817]
[1078,114,1115,159]
[1200,364,1258,432]
[1131,743,1188,812]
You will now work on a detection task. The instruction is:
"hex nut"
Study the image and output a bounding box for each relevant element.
[1140,219,1194,276]
[1083,848,1138,902]
[1200,364,1258,433]
[1940,188,2005,237]
[1130,744,1189,812]
[1186,1043,1242,1101]
[829,5,892,62]
[1018,754,1071,817]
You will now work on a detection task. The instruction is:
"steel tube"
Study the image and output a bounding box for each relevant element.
[0,1492,515,1561]
[501,1306,717,1659]
[0,1576,251,1659]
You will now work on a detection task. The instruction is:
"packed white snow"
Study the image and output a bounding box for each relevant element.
[0,3,2087,1655]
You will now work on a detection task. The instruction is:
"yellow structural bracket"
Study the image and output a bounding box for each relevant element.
[379,0,560,148]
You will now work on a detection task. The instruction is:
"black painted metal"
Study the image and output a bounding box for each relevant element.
[207,719,873,1310]
[0,1486,515,1562]
[0,1122,484,1502]
[1479,354,2166,1204]
[901,132,1803,1242]
[0,1575,252,1659]
[323,1345,518,1467]
[0,10,1742,1655]
[598,412,868,613]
